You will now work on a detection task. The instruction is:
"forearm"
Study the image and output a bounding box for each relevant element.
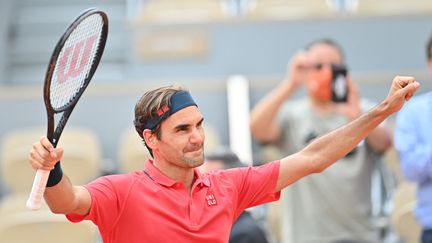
[27,136,92,215]
[276,76,420,191]
[250,82,296,142]
[277,102,396,191]
[348,112,391,153]
[304,101,390,172]
[44,175,90,215]
[365,125,392,153]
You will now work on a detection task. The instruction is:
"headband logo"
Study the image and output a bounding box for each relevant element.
[156,105,169,116]
[142,91,197,130]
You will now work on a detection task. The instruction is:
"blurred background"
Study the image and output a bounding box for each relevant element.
[0,0,431,242]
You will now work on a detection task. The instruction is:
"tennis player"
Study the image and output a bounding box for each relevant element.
[28,76,419,242]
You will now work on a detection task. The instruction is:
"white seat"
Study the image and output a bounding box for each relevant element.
[118,129,151,173]
[203,124,221,153]
[0,127,102,194]
[0,194,98,243]
[390,182,421,243]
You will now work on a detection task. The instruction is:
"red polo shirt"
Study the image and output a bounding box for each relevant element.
[67,160,280,243]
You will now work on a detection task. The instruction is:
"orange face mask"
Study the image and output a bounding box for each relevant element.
[307,66,332,102]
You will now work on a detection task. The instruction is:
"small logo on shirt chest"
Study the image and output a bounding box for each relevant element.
[206,193,217,206]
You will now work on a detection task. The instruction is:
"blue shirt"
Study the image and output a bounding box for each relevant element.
[395,92,432,228]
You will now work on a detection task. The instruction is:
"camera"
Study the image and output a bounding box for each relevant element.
[331,64,348,103]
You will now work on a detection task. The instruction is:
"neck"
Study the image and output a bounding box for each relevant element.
[152,158,195,191]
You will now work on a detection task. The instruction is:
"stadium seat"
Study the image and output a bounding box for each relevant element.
[0,194,97,243]
[391,182,421,243]
[0,127,102,194]
[117,128,151,173]
[0,127,101,243]
[203,124,221,153]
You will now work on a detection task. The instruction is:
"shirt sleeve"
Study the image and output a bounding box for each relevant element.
[394,101,432,183]
[224,161,281,219]
[66,175,131,232]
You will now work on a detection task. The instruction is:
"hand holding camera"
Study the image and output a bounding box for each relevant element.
[331,66,362,120]
[331,64,348,103]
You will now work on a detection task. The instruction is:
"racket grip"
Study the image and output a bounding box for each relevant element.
[26,169,50,210]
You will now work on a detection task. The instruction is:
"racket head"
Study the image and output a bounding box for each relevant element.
[43,8,108,114]
[26,8,108,211]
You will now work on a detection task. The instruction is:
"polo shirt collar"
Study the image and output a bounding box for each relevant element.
[145,159,210,188]
[194,168,211,188]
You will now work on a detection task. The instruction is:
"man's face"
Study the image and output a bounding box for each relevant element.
[305,43,343,102]
[153,106,205,168]
[307,43,342,68]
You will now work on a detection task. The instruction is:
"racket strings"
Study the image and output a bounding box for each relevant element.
[50,14,104,111]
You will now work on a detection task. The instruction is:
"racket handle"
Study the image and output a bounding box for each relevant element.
[26,169,50,210]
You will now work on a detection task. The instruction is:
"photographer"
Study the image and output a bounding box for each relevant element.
[250,38,392,243]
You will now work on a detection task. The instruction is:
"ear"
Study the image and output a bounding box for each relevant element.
[143,129,156,149]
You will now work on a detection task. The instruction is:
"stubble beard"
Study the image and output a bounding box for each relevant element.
[182,151,205,168]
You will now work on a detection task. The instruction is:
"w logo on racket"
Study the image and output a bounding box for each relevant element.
[56,34,98,84]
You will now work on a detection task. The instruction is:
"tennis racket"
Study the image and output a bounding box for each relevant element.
[26,8,108,210]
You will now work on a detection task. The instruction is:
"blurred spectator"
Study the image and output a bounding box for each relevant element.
[201,147,269,243]
[394,33,432,243]
[250,38,392,243]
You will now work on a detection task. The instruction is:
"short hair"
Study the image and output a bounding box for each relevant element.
[133,85,186,156]
[205,147,246,169]
[304,38,345,62]
[426,33,432,61]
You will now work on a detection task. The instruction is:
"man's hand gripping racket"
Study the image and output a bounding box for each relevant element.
[26,8,108,210]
